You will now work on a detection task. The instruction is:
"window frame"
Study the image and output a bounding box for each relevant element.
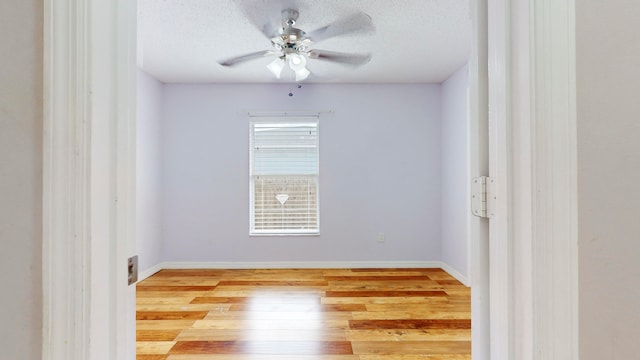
[249,117,320,236]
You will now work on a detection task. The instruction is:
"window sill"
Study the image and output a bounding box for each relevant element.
[249,232,320,237]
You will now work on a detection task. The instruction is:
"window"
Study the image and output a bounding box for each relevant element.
[250,118,319,235]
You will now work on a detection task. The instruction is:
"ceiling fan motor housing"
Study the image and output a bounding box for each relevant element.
[278,9,307,47]
[281,9,299,24]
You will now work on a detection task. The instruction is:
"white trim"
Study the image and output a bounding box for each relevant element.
[488,0,579,359]
[247,110,333,117]
[138,263,163,282]
[510,0,535,358]
[249,119,320,235]
[469,0,491,359]
[159,261,444,270]
[440,263,471,287]
[530,0,579,358]
[487,0,514,358]
[114,0,138,358]
[43,0,92,358]
[44,0,138,359]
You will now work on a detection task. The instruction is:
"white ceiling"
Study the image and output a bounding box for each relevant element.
[138,0,471,84]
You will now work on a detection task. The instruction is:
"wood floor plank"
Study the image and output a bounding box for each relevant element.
[359,355,471,360]
[351,341,471,355]
[137,291,215,298]
[136,341,177,355]
[137,286,217,292]
[322,297,450,305]
[217,280,329,286]
[137,297,198,305]
[349,268,430,273]
[136,304,231,312]
[190,297,248,304]
[136,320,197,330]
[328,284,445,292]
[211,289,325,297]
[137,268,471,358]
[203,310,353,321]
[443,289,471,297]
[364,304,470,312]
[176,329,348,342]
[324,276,434,281]
[213,285,329,292]
[435,280,464,286]
[326,291,448,298]
[137,330,182,341]
[345,329,471,342]
[220,271,325,281]
[137,311,209,321]
[137,278,220,286]
[228,303,366,312]
[338,286,447,294]
[191,319,351,330]
[169,340,353,355]
[423,273,459,281]
[166,355,359,360]
[339,270,429,276]
[154,270,226,277]
[351,311,471,320]
[349,319,472,330]
[137,355,168,360]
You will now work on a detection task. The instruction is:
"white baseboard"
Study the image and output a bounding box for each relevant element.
[140,260,469,287]
[440,262,470,287]
[138,263,163,282]
[159,260,443,270]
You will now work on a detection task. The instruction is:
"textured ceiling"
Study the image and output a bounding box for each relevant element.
[138,0,471,84]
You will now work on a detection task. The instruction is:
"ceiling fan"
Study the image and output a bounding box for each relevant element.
[218,8,375,82]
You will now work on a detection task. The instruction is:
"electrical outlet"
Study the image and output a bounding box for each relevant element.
[377,232,385,243]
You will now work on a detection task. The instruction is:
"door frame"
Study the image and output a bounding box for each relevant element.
[42,0,579,359]
[469,0,490,358]
[486,0,579,358]
[43,0,137,358]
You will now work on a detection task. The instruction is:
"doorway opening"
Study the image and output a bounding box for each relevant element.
[134,1,488,359]
[44,0,582,358]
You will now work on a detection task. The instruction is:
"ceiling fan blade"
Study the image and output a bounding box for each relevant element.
[256,19,281,39]
[308,50,372,67]
[306,12,375,43]
[219,50,275,67]
[234,0,282,39]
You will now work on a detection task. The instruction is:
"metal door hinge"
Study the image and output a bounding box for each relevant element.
[472,176,496,218]
[128,255,138,286]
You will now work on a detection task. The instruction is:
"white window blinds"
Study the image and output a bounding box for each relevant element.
[250,118,319,234]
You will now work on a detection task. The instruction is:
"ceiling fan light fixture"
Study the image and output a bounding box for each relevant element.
[266,57,285,78]
[288,53,305,68]
[287,53,309,81]
[295,67,310,82]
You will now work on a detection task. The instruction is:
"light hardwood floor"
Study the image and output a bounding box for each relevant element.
[136,268,471,360]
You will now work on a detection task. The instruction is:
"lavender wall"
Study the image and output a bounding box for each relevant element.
[159,83,442,263]
[441,65,470,280]
[136,70,164,272]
